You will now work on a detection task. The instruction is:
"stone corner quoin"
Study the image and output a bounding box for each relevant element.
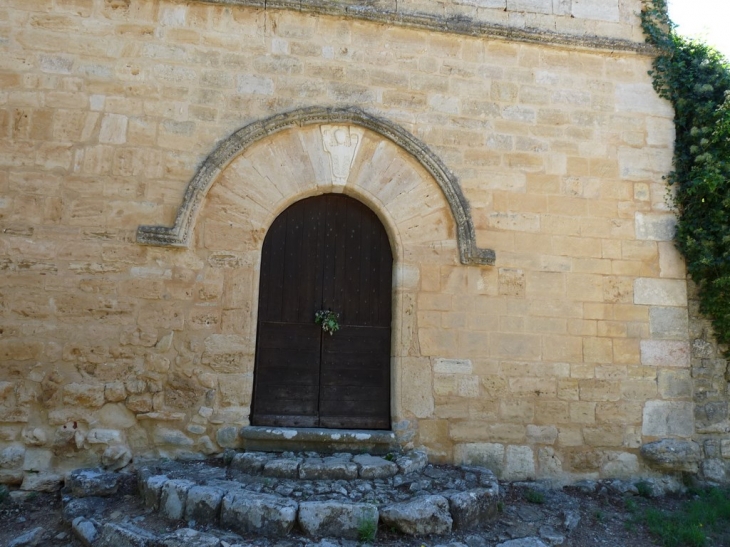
[0,0,726,487]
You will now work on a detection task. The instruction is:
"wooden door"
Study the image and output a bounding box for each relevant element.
[251,194,392,429]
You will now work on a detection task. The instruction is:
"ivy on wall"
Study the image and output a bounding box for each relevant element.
[641,0,730,351]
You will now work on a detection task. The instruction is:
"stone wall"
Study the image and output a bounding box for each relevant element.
[1,0,720,487]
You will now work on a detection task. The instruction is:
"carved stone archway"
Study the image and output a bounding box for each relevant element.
[136,106,495,266]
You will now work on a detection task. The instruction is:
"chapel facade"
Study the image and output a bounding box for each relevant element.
[1,0,727,487]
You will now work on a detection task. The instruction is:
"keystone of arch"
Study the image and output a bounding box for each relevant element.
[136,106,495,266]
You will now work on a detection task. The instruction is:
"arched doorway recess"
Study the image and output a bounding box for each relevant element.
[251,194,393,429]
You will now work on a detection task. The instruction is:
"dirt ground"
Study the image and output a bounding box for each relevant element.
[2,477,716,547]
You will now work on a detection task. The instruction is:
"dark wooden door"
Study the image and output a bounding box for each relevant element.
[251,194,392,429]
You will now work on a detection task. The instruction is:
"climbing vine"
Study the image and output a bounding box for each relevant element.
[642,0,730,351]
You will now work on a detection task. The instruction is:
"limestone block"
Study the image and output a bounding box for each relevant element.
[72,517,98,547]
[642,401,694,437]
[649,307,689,340]
[66,468,122,497]
[503,445,535,480]
[158,528,222,547]
[537,447,563,476]
[95,403,136,429]
[220,491,298,537]
[161,479,196,520]
[640,340,690,367]
[102,445,132,471]
[353,454,398,479]
[0,470,24,485]
[299,457,358,480]
[640,439,701,472]
[380,495,453,535]
[216,426,241,448]
[231,452,271,474]
[184,485,225,523]
[633,278,687,307]
[96,523,157,547]
[635,213,676,241]
[618,146,673,180]
[701,459,726,482]
[721,439,730,459]
[455,443,505,475]
[21,472,63,492]
[526,425,558,444]
[0,445,25,469]
[616,84,673,116]
[448,487,499,530]
[63,383,105,408]
[401,358,434,419]
[141,475,169,510]
[104,382,127,403]
[23,448,52,471]
[298,501,378,539]
[263,458,302,478]
[201,335,250,373]
[395,450,428,474]
[154,427,194,447]
[601,452,639,478]
[87,429,123,445]
[99,114,128,144]
[218,373,253,406]
[237,75,274,95]
[657,369,692,398]
[434,358,473,374]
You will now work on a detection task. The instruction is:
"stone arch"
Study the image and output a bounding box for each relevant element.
[136,106,495,266]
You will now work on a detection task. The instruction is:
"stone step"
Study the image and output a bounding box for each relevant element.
[64,450,500,543]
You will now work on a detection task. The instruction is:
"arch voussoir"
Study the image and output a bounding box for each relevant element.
[136,106,495,266]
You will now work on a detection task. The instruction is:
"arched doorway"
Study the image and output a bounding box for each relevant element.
[251,194,393,429]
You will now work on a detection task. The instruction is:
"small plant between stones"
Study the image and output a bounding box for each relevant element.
[524,489,545,504]
[357,516,377,543]
[0,485,8,505]
[636,481,653,498]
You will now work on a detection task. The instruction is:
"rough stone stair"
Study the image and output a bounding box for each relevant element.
[61,449,502,546]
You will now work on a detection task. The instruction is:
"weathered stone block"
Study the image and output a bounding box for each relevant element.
[184,485,225,523]
[299,457,358,480]
[640,340,690,367]
[230,451,271,474]
[503,445,535,480]
[298,501,378,539]
[158,528,222,547]
[454,443,504,476]
[642,401,694,437]
[141,475,169,510]
[66,468,121,497]
[395,450,428,474]
[96,522,157,547]
[634,278,687,307]
[380,495,453,536]
[640,439,701,472]
[220,491,298,537]
[160,479,196,520]
[649,307,689,339]
[635,213,677,241]
[353,454,398,479]
[448,487,499,530]
[263,458,301,478]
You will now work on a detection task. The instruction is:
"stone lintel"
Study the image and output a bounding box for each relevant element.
[240,426,399,455]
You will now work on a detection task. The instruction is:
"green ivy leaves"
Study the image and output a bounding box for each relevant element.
[642,0,730,352]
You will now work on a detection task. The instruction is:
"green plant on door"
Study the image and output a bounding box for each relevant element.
[315,309,340,335]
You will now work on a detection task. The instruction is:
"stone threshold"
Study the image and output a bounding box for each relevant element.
[240,426,398,455]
